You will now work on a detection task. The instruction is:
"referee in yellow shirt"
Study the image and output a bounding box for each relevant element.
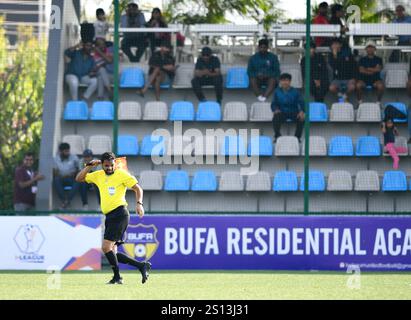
[76,152,151,285]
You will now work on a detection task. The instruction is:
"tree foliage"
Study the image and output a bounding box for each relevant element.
[163,0,284,30]
[0,17,46,210]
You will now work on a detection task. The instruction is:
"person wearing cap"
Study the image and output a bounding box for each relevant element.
[79,149,100,211]
[312,2,330,47]
[191,47,223,105]
[389,5,411,62]
[356,41,385,106]
[300,41,329,102]
[247,38,280,102]
[53,143,81,210]
[139,40,176,101]
[327,38,357,102]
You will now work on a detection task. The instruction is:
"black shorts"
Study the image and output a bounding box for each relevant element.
[104,206,130,244]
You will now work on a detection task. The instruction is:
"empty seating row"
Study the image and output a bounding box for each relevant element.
[64,101,114,120]
[63,134,410,157]
[64,100,410,123]
[138,170,411,192]
[309,102,408,123]
[63,134,273,157]
[64,100,221,122]
[279,135,409,157]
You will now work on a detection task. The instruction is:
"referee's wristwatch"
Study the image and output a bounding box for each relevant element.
[137,201,143,206]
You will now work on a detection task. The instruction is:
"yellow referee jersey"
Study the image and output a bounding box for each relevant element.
[85,169,138,214]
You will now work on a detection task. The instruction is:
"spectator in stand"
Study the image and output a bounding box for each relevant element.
[271,73,305,142]
[64,41,97,102]
[356,41,385,106]
[13,152,45,212]
[312,2,330,47]
[329,4,350,57]
[389,5,411,62]
[191,47,223,105]
[53,143,80,210]
[120,3,147,62]
[94,38,114,100]
[407,58,411,97]
[382,117,406,169]
[327,38,357,102]
[301,42,329,102]
[146,8,169,55]
[79,149,100,211]
[247,38,280,102]
[94,8,110,41]
[139,41,176,101]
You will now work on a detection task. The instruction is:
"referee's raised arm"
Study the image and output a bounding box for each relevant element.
[75,159,101,182]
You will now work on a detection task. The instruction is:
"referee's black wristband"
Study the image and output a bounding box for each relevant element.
[137,201,143,205]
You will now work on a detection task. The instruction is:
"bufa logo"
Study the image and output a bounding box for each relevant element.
[122,224,159,262]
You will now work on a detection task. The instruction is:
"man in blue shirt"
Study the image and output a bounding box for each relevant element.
[120,3,147,62]
[356,41,385,106]
[247,38,280,102]
[272,73,305,141]
[389,5,411,62]
[64,41,97,101]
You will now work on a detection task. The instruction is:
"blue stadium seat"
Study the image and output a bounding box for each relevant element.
[356,136,381,157]
[328,136,354,156]
[151,81,171,89]
[225,67,249,89]
[247,136,273,156]
[191,171,217,191]
[309,102,328,122]
[140,135,165,156]
[117,135,139,156]
[220,136,246,156]
[273,171,298,192]
[64,101,88,120]
[383,171,407,191]
[300,171,326,191]
[90,101,114,120]
[169,101,195,121]
[385,102,407,123]
[120,67,145,88]
[165,170,190,191]
[196,102,221,122]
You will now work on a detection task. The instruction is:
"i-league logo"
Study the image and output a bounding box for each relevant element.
[122,224,159,262]
[14,224,45,263]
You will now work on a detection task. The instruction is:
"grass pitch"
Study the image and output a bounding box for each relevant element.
[0,270,410,300]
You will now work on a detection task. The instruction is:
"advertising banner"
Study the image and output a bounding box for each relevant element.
[119,215,411,271]
[0,216,102,270]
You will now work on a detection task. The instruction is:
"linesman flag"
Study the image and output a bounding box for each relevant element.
[115,157,129,172]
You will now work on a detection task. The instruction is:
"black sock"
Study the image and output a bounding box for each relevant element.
[105,251,120,278]
[117,252,144,269]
